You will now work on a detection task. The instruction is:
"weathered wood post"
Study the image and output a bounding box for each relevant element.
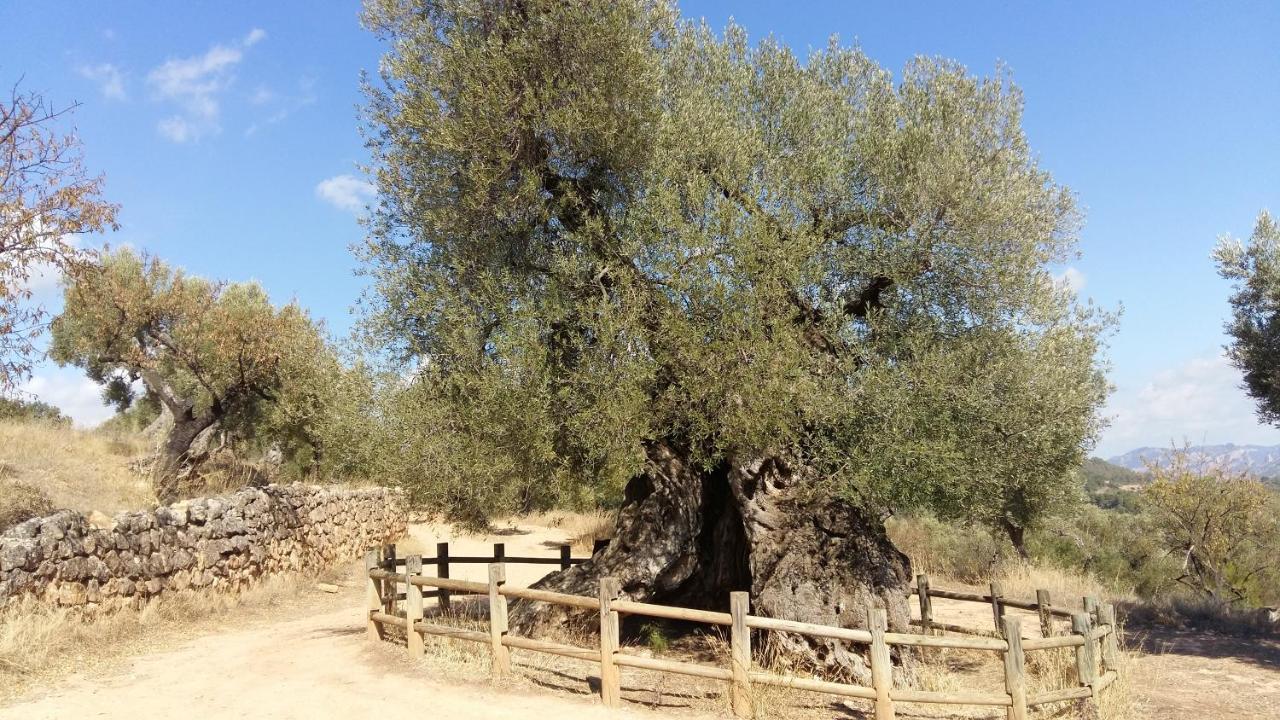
[436,541,452,614]
[488,563,511,677]
[559,544,572,570]
[1035,589,1054,637]
[493,542,505,563]
[1084,596,1100,625]
[729,591,753,719]
[598,577,622,708]
[364,549,384,641]
[1072,612,1100,719]
[405,554,425,657]
[381,544,397,615]
[867,603,895,720]
[989,581,1005,636]
[1001,616,1028,720]
[916,574,933,635]
[1098,603,1120,675]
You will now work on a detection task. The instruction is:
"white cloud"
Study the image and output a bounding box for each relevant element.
[20,372,114,428]
[244,76,316,136]
[146,28,266,142]
[316,174,375,214]
[78,63,126,100]
[1053,266,1086,294]
[1099,352,1280,456]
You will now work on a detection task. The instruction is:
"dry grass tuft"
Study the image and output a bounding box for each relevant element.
[0,420,154,516]
[510,510,616,552]
[0,477,55,532]
[0,563,356,703]
[991,562,1135,609]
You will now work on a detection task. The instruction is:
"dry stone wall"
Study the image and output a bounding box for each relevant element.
[0,484,406,610]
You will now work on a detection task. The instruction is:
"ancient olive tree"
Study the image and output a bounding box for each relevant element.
[50,249,331,503]
[1,84,118,390]
[359,0,1108,674]
[1216,212,1280,424]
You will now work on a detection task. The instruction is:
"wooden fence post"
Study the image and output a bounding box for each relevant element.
[381,544,397,615]
[364,549,383,641]
[1098,603,1120,675]
[1001,616,1027,720]
[730,591,753,719]
[916,574,933,635]
[598,577,622,708]
[560,544,572,570]
[1084,596,1100,626]
[1072,612,1099,719]
[436,541,451,614]
[488,563,511,677]
[1035,589,1054,637]
[989,581,1005,636]
[406,555,424,657]
[493,542,505,563]
[867,603,895,720]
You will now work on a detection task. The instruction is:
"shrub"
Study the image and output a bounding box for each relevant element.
[0,478,55,532]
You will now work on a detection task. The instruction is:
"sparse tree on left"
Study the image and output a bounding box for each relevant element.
[0,83,118,391]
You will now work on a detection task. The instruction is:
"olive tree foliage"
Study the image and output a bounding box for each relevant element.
[1215,212,1280,425]
[358,0,1111,534]
[1,84,118,391]
[50,249,349,502]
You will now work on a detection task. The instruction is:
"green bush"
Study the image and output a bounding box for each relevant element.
[0,397,69,425]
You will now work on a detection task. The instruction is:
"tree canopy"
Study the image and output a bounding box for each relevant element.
[359,0,1110,535]
[50,249,337,501]
[1,84,118,391]
[1216,211,1280,425]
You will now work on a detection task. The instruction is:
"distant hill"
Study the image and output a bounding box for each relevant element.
[1108,443,1280,478]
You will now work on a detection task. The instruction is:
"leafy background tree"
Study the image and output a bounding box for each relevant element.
[1,83,118,391]
[357,0,1111,657]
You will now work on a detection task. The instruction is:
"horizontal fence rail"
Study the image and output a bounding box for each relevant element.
[364,544,1122,719]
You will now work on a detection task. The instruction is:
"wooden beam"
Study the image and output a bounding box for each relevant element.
[598,577,622,708]
[1001,616,1027,720]
[488,563,511,677]
[364,550,384,641]
[730,592,753,719]
[916,574,933,635]
[867,604,895,720]
[405,555,424,658]
[1036,589,1054,638]
[436,541,451,613]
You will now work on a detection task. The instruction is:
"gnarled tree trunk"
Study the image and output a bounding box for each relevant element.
[509,440,911,682]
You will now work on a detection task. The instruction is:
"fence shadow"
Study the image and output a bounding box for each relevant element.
[1124,622,1280,671]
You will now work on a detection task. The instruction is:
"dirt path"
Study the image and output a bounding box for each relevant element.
[3,520,1278,719]
[0,520,717,720]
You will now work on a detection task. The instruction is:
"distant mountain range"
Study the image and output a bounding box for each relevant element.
[1107,444,1280,477]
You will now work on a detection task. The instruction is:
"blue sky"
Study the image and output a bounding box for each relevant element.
[4,1,1279,457]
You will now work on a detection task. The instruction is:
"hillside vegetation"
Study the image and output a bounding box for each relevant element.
[0,419,153,521]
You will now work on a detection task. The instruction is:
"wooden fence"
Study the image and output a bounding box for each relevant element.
[365,545,1121,720]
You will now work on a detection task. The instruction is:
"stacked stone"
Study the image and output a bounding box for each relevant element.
[0,484,406,611]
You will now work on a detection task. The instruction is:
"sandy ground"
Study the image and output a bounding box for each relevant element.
[0,521,718,720]
[3,519,1279,719]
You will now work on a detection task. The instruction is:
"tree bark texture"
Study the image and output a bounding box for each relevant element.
[510,440,912,681]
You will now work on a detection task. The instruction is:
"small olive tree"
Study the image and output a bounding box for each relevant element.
[50,249,333,502]
[1143,452,1280,605]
